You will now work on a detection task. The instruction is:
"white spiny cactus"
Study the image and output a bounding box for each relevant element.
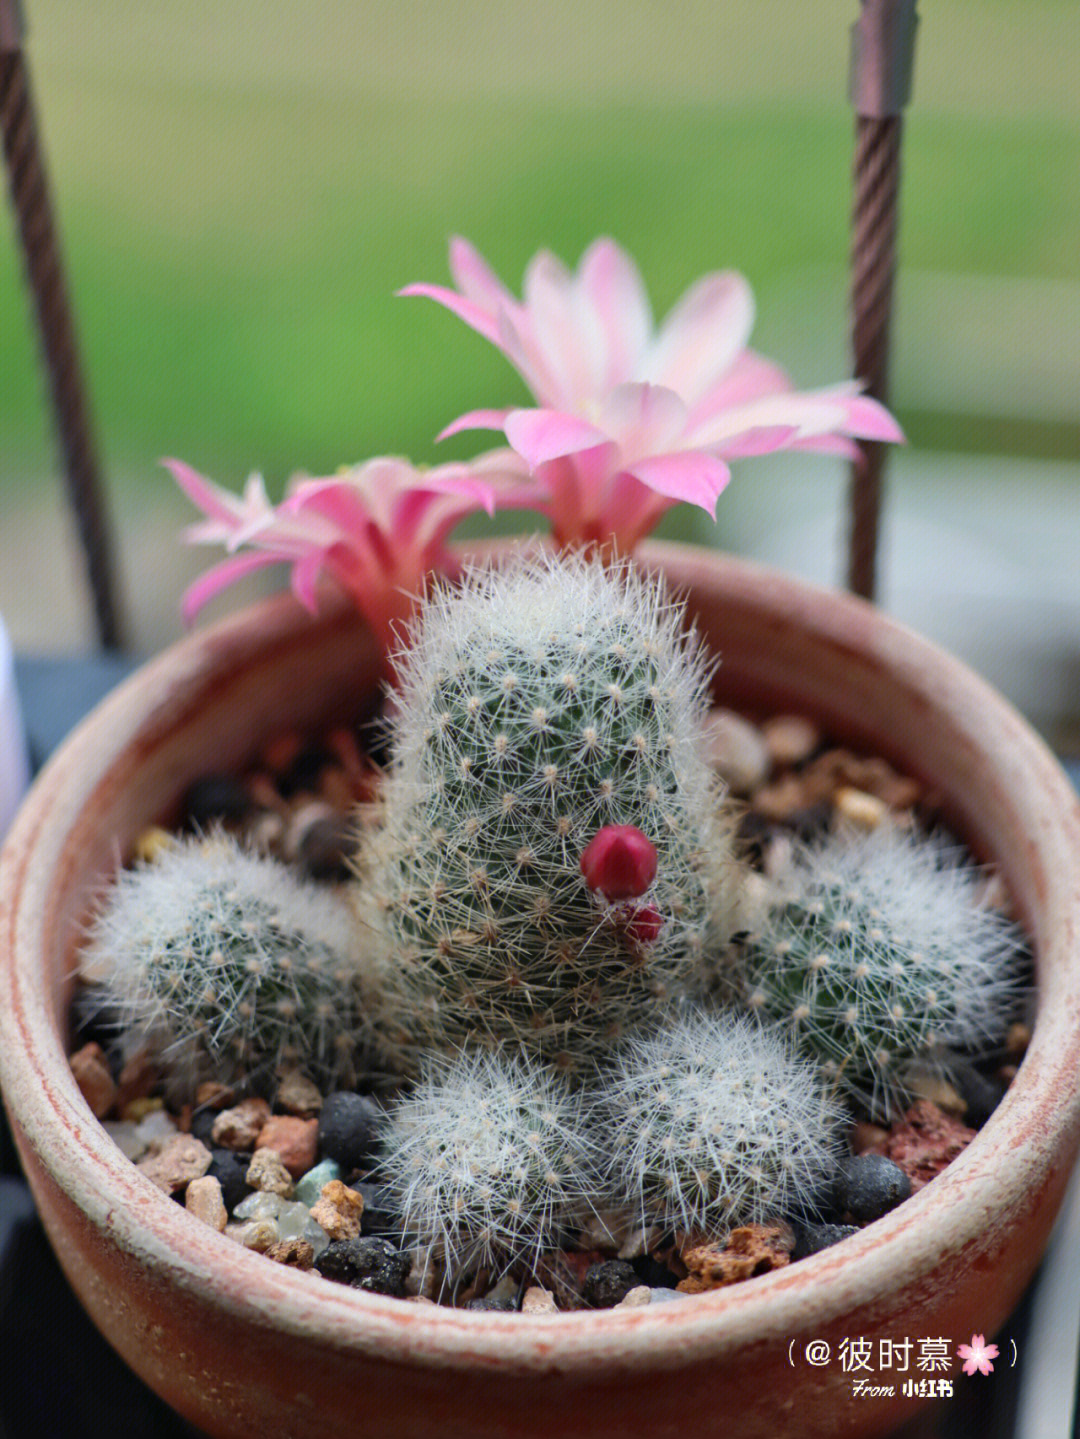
[355,550,740,1075]
[379,1047,600,1293]
[82,831,368,1096]
[594,1007,844,1237]
[738,822,1025,1117]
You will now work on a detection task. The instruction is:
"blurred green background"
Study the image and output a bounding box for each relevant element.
[1,1,1078,734]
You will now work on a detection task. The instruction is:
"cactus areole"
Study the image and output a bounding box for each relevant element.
[580,825,658,902]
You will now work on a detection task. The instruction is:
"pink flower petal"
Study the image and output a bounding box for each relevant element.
[495,308,562,405]
[718,424,801,458]
[183,518,233,546]
[180,551,281,624]
[829,391,906,443]
[640,271,755,404]
[504,408,610,467]
[788,433,863,459]
[523,250,594,409]
[693,391,866,451]
[578,238,653,389]
[289,547,329,613]
[448,236,518,315]
[685,351,792,431]
[599,470,674,550]
[163,457,239,526]
[396,283,503,346]
[437,408,514,442]
[467,448,552,510]
[598,382,687,462]
[624,451,731,514]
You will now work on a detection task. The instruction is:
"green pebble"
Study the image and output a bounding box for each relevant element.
[294,1157,342,1206]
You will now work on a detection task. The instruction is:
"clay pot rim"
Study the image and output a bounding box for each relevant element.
[3,540,1080,1374]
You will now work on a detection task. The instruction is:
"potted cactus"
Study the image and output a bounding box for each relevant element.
[2,240,1079,1439]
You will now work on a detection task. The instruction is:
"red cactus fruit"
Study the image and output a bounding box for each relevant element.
[580,825,658,902]
[620,903,664,946]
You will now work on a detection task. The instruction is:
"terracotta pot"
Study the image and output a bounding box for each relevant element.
[2,541,1079,1439]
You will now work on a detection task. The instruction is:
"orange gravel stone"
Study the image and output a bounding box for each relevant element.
[676,1223,795,1293]
[883,1101,976,1192]
[310,1180,365,1241]
[69,1042,117,1119]
[255,1115,319,1179]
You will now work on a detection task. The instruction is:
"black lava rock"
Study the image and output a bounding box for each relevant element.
[950,1061,1006,1129]
[465,1295,518,1312]
[279,746,334,799]
[350,1181,400,1238]
[630,1252,680,1289]
[787,799,835,841]
[318,1092,382,1172]
[207,1148,252,1212]
[582,1259,638,1308]
[188,1107,218,1148]
[835,1154,912,1223]
[315,1237,410,1296]
[298,814,358,882]
[792,1222,861,1261]
[183,774,253,828]
[68,985,122,1057]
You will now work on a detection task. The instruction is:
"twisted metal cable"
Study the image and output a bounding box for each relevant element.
[847,113,902,600]
[1,44,123,649]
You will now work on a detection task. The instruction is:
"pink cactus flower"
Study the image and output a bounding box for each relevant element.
[401,238,904,552]
[166,451,538,667]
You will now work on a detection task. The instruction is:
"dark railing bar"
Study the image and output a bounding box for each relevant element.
[1,0,124,649]
[846,0,918,601]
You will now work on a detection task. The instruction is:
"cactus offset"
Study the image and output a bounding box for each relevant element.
[594,1007,843,1237]
[738,823,1025,1118]
[83,832,368,1097]
[379,1047,599,1292]
[355,551,739,1074]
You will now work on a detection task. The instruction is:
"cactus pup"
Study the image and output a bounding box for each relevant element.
[593,1007,844,1238]
[738,823,1025,1117]
[379,1047,599,1292]
[82,831,368,1097]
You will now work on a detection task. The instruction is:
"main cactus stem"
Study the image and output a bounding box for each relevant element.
[358,551,737,1075]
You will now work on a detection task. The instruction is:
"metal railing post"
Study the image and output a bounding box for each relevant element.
[1,0,124,648]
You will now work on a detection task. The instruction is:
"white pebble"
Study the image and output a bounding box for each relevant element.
[702,709,770,796]
[834,786,889,831]
[103,1120,149,1161]
[276,1199,331,1258]
[234,1191,287,1222]
[134,1108,178,1149]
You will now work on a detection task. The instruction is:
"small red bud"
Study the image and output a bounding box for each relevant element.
[621,903,664,946]
[579,825,658,902]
